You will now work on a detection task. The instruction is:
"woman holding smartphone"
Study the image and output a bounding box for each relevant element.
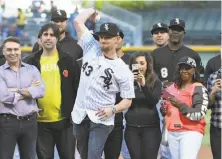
[161,56,209,159]
[125,52,162,159]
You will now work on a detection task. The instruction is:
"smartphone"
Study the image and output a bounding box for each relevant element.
[162,89,174,99]
[132,64,139,74]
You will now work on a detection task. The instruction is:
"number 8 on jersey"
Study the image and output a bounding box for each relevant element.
[161,67,168,79]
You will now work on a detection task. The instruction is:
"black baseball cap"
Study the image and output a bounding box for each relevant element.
[94,22,120,37]
[119,30,124,39]
[169,18,185,30]
[178,56,196,68]
[51,9,68,21]
[93,28,123,41]
[151,23,168,35]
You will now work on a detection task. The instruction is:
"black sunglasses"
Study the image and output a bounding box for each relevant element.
[179,64,193,70]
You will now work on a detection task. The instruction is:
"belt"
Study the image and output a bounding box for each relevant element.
[0,113,36,120]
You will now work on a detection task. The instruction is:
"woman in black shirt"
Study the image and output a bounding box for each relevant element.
[125,52,162,159]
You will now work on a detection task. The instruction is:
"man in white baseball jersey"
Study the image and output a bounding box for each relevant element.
[71,8,135,159]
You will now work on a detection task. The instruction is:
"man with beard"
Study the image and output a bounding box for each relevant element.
[151,18,204,83]
[32,9,82,61]
[151,22,169,48]
[76,30,131,159]
[71,9,135,159]
[103,30,131,159]
[24,23,79,159]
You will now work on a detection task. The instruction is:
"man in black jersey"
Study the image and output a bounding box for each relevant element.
[103,30,131,159]
[151,18,204,84]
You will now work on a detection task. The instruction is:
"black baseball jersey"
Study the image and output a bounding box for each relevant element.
[151,45,204,82]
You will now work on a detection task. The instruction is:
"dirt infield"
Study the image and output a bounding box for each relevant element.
[198,146,212,159]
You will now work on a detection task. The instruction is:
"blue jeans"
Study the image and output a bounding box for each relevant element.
[0,114,37,159]
[73,117,113,159]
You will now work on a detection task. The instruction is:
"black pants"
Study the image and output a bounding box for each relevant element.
[210,124,221,159]
[0,114,37,159]
[36,118,75,159]
[125,125,161,159]
[104,125,123,159]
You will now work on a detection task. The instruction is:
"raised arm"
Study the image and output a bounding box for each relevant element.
[74,8,96,40]
[74,8,100,56]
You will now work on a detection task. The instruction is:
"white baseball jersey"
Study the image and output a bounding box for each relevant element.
[71,31,135,126]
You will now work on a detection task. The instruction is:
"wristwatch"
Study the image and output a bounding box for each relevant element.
[17,88,23,94]
[112,106,117,114]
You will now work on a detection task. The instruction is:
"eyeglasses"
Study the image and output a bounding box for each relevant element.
[4,48,20,53]
[52,19,66,23]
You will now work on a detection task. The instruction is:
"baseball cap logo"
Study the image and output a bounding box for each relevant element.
[104,23,109,31]
[57,10,62,16]
[157,23,162,27]
[187,57,196,67]
[175,18,180,24]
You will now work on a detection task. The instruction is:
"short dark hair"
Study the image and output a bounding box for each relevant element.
[2,36,21,48]
[38,23,60,40]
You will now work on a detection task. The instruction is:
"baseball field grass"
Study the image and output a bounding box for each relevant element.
[202,111,211,146]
